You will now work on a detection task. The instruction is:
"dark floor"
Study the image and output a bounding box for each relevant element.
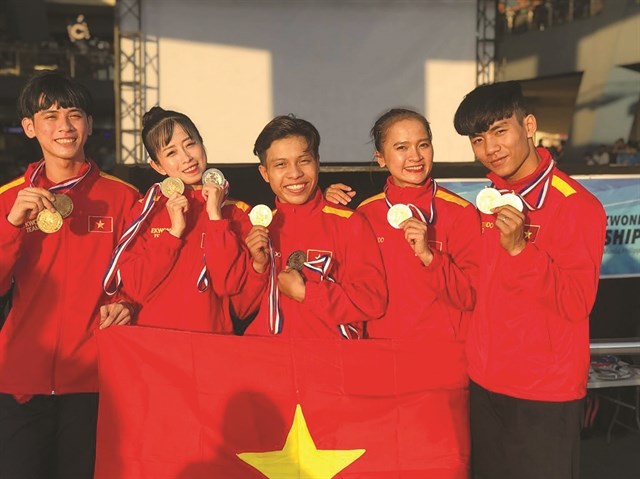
[580,395,640,479]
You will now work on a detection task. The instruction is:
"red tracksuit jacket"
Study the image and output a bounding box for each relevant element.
[116,187,254,333]
[242,188,388,338]
[468,148,606,401]
[358,176,480,340]
[0,160,139,395]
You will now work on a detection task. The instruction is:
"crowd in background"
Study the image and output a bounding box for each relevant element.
[585,138,640,166]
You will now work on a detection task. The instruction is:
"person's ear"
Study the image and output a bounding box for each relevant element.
[258,164,269,183]
[87,115,93,136]
[375,151,386,168]
[21,117,36,139]
[149,160,167,176]
[524,114,537,139]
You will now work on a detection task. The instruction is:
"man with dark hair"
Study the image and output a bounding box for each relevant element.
[0,72,139,478]
[453,81,606,479]
[242,114,387,338]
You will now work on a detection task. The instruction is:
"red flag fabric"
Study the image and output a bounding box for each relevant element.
[95,327,469,479]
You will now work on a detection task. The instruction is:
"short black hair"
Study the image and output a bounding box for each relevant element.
[453,81,529,136]
[253,114,320,164]
[17,72,93,119]
[141,106,204,163]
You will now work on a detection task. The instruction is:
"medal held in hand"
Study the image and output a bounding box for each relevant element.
[160,177,185,198]
[53,193,74,218]
[475,187,502,215]
[202,168,226,187]
[387,203,412,229]
[498,192,524,212]
[286,250,307,272]
[249,204,273,227]
[37,209,63,234]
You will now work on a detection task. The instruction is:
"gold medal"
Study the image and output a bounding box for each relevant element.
[387,203,412,229]
[202,168,226,187]
[53,193,74,218]
[249,204,273,227]
[286,250,307,272]
[160,177,185,198]
[37,209,63,234]
[497,192,524,212]
[475,187,502,215]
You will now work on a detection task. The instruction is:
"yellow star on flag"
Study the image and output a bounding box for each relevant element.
[96,220,105,229]
[237,404,365,478]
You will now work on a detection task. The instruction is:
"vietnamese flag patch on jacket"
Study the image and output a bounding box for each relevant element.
[94,327,469,478]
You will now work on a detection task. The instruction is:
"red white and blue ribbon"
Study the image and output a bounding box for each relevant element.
[302,254,359,340]
[493,160,555,211]
[268,238,282,334]
[196,260,209,292]
[102,183,161,295]
[384,178,438,225]
[29,158,93,193]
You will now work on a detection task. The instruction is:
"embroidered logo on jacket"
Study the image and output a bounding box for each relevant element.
[524,224,540,243]
[307,249,333,261]
[150,227,170,238]
[89,216,113,233]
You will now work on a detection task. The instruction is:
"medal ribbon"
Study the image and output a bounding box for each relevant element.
[384,178,438,225]
[29,159,93,193]
[493,160,555,211]
[302,255,359,340]
[102,183,161,295]
[196,260,209,292]
[268,238,282,334]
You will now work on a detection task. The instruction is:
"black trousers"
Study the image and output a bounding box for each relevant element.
[0,392,99,479]
[470,381,583,479]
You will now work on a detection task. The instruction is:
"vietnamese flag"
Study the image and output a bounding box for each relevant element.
[95,327,469,478]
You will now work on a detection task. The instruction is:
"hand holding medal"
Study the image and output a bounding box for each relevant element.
[201,168,228,220]
[245,204,273,275]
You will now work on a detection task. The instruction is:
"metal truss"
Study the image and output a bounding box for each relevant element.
[115,0,158,164]
[476,0,496,86]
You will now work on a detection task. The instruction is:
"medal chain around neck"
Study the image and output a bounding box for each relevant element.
[30,159,92,194]
[384,178,438,225]
[493,160,555,211]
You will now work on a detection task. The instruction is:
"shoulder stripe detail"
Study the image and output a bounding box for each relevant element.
[551,175,576,197]
[322,205,353,218]
[435,189,471,207]
[224,199,250,212]
[0,177,26,196]
[358,192,385,209]
[98,172,139,192]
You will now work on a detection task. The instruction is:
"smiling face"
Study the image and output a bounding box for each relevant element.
[469,113,540,182]
[149,124,207,185]
[21,103,92,163]
[258,135,319,205]
[375,118,433,188]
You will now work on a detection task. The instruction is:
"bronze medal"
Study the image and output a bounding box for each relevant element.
[202,168,226,187]
[36,209,63,234]
[53,193,74,218]
[286,250,307,272]
[160,177,185,198]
